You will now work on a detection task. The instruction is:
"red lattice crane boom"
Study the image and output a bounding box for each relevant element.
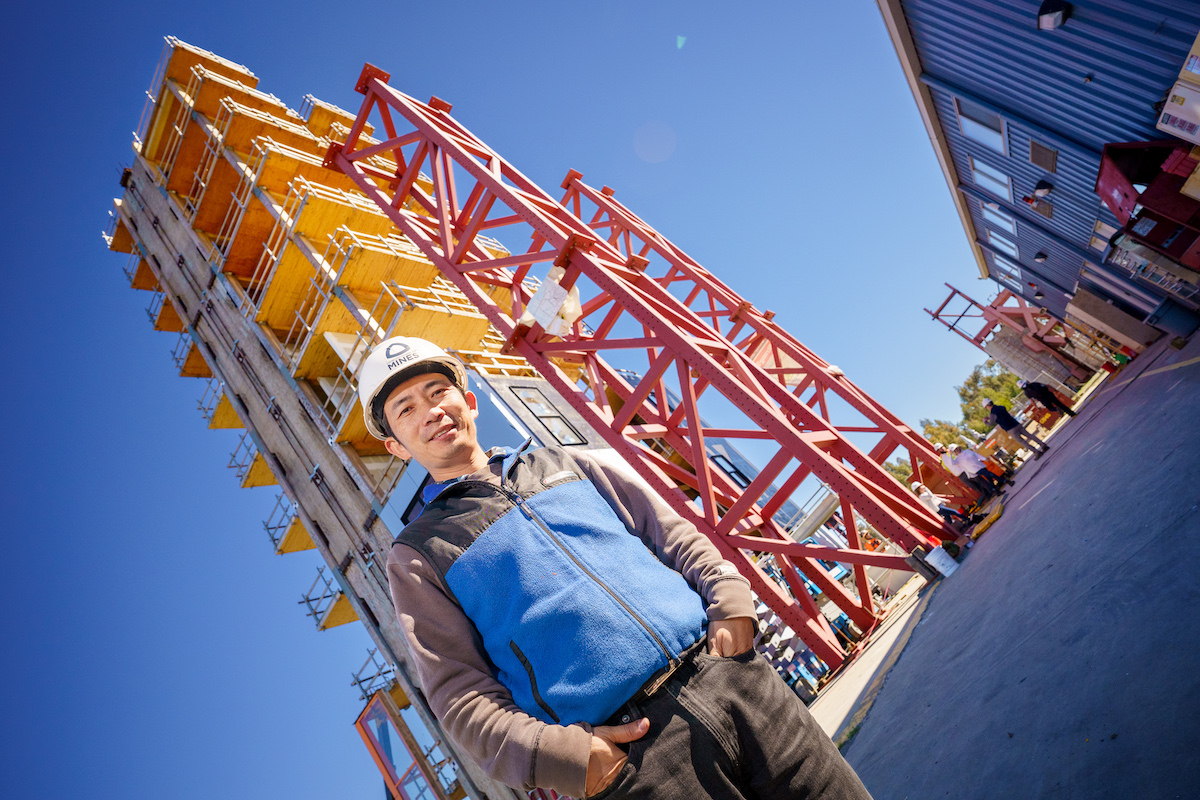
[326,65,962,667]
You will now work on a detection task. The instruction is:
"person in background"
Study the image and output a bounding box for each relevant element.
[947,443,1006,496]
[910,481,972,527]
[933,442,987,498]
[984,398,1049,458]
[1018,379,1077,418]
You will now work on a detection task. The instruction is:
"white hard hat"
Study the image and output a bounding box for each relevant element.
[357,336,468,440]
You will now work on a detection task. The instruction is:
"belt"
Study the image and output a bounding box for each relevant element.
[607,637,706,726]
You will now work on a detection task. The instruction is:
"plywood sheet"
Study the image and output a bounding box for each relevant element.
[154,298,184,332]
[319,593,359,629]
[162,38,257,91]
[109,218,136,254]
[276,517,316,554]
[241,452,278,488]
[179,343,212,378]
[208,394,243,429]
[130,259,159,291]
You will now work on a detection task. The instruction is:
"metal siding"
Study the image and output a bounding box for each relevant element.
[901,0,1199,310]
[904,0,1200,152]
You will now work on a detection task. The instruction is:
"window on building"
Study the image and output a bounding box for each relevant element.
[955,97,1007,154]
[1029,139,1059,172]
[987,229,1020,259]
[511,386,586,446]
[982,203,1017,235]
[989,254,1023,291]
[971,158,1013,201]
[710,454,751,489]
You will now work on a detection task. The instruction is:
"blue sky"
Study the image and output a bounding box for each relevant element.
[1,2,993,798]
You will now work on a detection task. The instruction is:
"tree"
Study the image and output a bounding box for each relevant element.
[883,458,913,484]
[957,359,1022,432]
[920,418,972,447]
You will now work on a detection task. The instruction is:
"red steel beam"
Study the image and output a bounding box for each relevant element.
[329,66,956,667]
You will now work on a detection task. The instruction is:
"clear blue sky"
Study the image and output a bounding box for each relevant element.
[0,2,995,798]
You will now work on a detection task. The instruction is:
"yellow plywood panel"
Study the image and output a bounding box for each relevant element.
[208,394,243,429]
[254,240,312,332]
[302,94,373,138]
[276,517,316,554]
[252,140,363,197]
[109,218,136,254]
[130,259,159,291]
[293,302,366,378]
[142,90,183,164]
[241,452,278,488]
[334,231,438,295]
[164,114,213,196]
[319,593,359,629]
[334,399,384,451]
[388,682,411,710]
[221,188,283,278]
[162,37,257,91]
[289,178,395,242]
[187,66,294,123]
[190,154,242,234]
[221,99,322,156]
[179,343,212,378]
[154,298,184,332]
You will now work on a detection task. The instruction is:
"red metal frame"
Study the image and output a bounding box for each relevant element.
[329,66,958,667]
[926,284,1094,381]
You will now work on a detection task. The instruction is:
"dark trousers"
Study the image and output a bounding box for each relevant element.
[594,649,873,799]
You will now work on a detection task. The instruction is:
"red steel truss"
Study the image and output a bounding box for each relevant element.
[926,285,1095,381]
[327,65,962,667]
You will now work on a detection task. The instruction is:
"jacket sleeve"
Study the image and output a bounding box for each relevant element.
[568,449,757,622]
[386,544,593,797]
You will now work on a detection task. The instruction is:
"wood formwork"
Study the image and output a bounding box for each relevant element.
[208,394,244,429]
[186,99,325,233]
[129,259,159,291]
[276,516,317,554]
[153,297,184,332]
[300,93,374,140]
[179,342,213,378]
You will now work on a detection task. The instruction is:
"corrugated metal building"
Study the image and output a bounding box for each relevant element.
[878,0,1200,323]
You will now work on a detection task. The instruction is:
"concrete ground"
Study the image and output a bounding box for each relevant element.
[832,333,1200,800]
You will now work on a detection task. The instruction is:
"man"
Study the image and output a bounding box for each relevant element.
[947,443,1006,496]
[910,481,972,527]
[358,336,873,799]
[933,442,986,499]
[1018,379,1077,418]
[984,398,1049,458]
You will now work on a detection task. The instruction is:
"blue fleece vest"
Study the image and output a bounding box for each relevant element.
[399,446,708,726]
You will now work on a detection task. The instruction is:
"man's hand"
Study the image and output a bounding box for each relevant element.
[585,717,649,796]
[707,616,756,657]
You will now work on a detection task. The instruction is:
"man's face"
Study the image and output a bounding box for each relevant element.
[381,372,482,477]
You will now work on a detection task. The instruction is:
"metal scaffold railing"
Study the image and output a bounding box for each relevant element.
[325,65,964,667]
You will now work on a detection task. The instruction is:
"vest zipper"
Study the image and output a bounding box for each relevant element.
[502,487,678,671]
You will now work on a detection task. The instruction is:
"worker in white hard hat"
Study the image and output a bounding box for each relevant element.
[358,335,873,800]
[358,336,487,481]
[984,397,1049,458]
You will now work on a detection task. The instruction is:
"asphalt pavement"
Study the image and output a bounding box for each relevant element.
[835,333,1200,799]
